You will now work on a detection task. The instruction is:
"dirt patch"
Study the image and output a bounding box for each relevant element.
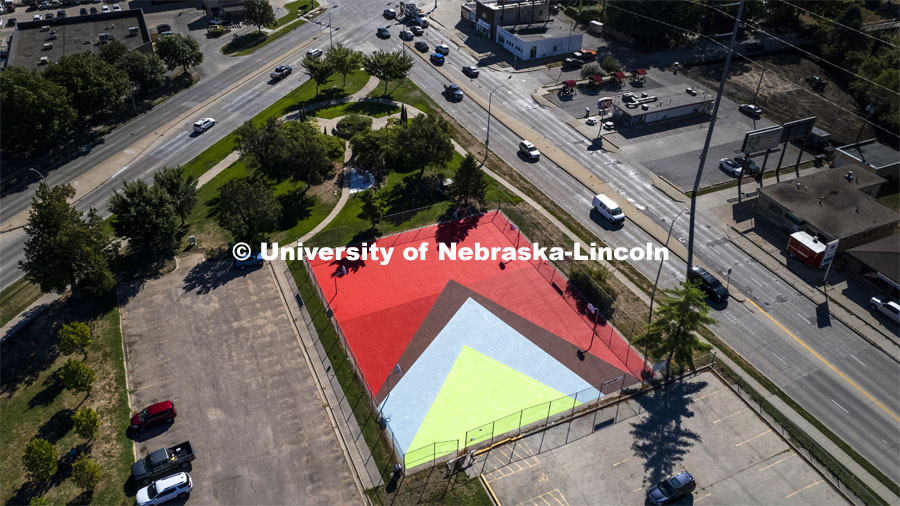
[306,172,341,205]
[684,53,874,145]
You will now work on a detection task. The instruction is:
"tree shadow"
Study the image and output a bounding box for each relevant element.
[181,260,243,295]
[382,175,443,217]
[434,214,480,246]
[51,442,91,487]
[27,370,64,409]
[347,227,379,246]
[66,489,94,506]
[37,408,75,444]
[5,481,45,506]
[329,258,366,278]
[277,187,315,230]
[629,379,706,485]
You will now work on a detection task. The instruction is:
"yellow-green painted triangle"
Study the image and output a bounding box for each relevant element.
[406,345,580,465]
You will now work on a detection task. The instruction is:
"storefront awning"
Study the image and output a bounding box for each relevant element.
[589,75,602,82]
[614,71,626,79]
[634,68,647,75]
[562,79,576,87]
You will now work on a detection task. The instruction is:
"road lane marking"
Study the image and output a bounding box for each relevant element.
[830,399,850,415]
[713,410,744,424]
[735,429,772,447]
[785,479,823,498]
[772,352,788,365]
[694,492,712,503]
[849,354,866,367]
[759,453,795,471]
[746,298,900,422]
[612,456,631,467]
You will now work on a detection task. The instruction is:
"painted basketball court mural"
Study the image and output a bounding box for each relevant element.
[308,211,650,467]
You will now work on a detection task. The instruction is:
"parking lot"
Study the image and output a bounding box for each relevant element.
[471,372,845,506]
[119,253,361,505]
[545,70,814,191]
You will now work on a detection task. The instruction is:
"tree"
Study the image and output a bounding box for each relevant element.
[449,154,488,206]
[109,180,181,256]
[363,49,414,94]
[235,118,285,178]
[155,34,204,73]
[59,359,96,395]
[399,104,408,123]
[632,280,714,378]
[21,183,114,296]
[580,62,602,79]
[59,321,92,357]
[393,114,453,178]
[72,408,101,440]
[358,190,385,230]
[605,0,700,49]
[44,53,130,117]
[325,43,363,87]
[0,67,76,155]
[99,39,128,65]
[244,0,276,33]
[29,497,49,506]
[349,127,395,183]
[72,455,102,490]
[301,56,333,95]
[154,166,198,225]
[217,177,281,243]
[22,438,56,484]
[600,55,621,74]
[120,51,166,93]
[280,120,337,185]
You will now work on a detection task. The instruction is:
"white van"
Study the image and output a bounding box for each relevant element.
[592,194,625,225]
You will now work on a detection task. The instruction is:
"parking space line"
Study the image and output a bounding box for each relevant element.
[515,489,568,506]
[735,429,772,447]
[632,486,644,493]
[133,379,170,392]
[612,456,631,467]
[713,410,744,424]
[694,388,724,401]
[785,479,823,498]
[758,453,795,471]
[694,492,712,503]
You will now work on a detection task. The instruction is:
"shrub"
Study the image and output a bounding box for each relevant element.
[72,455,102,490]
[58,321,92,357]
[333,114,372,139]
[72,408,101,440]
[22,438,57,483]
[59,359,96,395]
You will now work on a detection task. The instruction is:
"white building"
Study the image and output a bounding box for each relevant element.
[495,24,581,61]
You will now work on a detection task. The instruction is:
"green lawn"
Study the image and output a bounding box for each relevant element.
[367,78,437,116]
[0,277,43,328]
[315,102,400,119]
[1,296,132,506]
[223,0,317,56]
[273,0,317,29]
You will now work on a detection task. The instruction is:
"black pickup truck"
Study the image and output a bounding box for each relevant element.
[131,441,195,484]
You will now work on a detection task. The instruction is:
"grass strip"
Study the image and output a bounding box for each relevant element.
[0,277,43,328]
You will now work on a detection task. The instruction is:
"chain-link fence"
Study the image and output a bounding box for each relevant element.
[714,363,887,506]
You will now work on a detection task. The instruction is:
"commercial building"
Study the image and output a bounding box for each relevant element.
[611,85,714,127]
[754,167,897,252]
[8,10,152,70]
[833,139,899,182]
[203,0,245,19]
[461,0,578,61]
[845,234,899,299]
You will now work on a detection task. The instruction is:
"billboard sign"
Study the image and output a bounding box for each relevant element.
[820,239,839,267]
[597,97,613,109]
[741,126,783,153]
[781,117,816,143]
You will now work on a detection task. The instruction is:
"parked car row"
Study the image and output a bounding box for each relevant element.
[129,401,196,505]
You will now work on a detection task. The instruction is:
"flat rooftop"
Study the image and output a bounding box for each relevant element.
[9,10,150,70]
[501,22,572,41]
[759,167,896,239]
[613,85,713,118]
[836,139,900,170]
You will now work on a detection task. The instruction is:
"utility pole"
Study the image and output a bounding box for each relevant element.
[752,67,765,105]
[649,208,687,323]
[485,84,505,162]
[685,0,746,278]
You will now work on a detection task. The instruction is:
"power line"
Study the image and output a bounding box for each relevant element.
[774,0,898,49]
[601,1,900,140]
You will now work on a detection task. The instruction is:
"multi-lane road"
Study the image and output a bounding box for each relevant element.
[2,0,898,486]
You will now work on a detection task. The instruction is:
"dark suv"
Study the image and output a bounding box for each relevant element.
[647,471,696,504]
[688,266,729,302]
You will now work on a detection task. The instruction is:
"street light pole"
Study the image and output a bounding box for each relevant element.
[29,168,47,185]
[685,0,746,279]
[577,304,600,360]
[648,207,688,323]
[485,84,505,162]
[328,5,337,48]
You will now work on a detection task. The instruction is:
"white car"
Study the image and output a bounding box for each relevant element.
[869,297,900,324]
[193,118,215,133]
[33,13,42,20]
[112,3,120,10]
[136,472,193,506]
[306,48,322,58]
[719,158,741,177]
[101,5,108,12]
[435,43,449,55]
[518,140,540,160]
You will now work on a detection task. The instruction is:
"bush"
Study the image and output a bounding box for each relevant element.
[333,114,372,139]
[567,263,617,314]
[72,408,101,440]
[59,359,96,395]
[601,55,621,74]
[58,321,92,357]
[22,438,57,483]
[72,455,102,490]
[580,63,602,79]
